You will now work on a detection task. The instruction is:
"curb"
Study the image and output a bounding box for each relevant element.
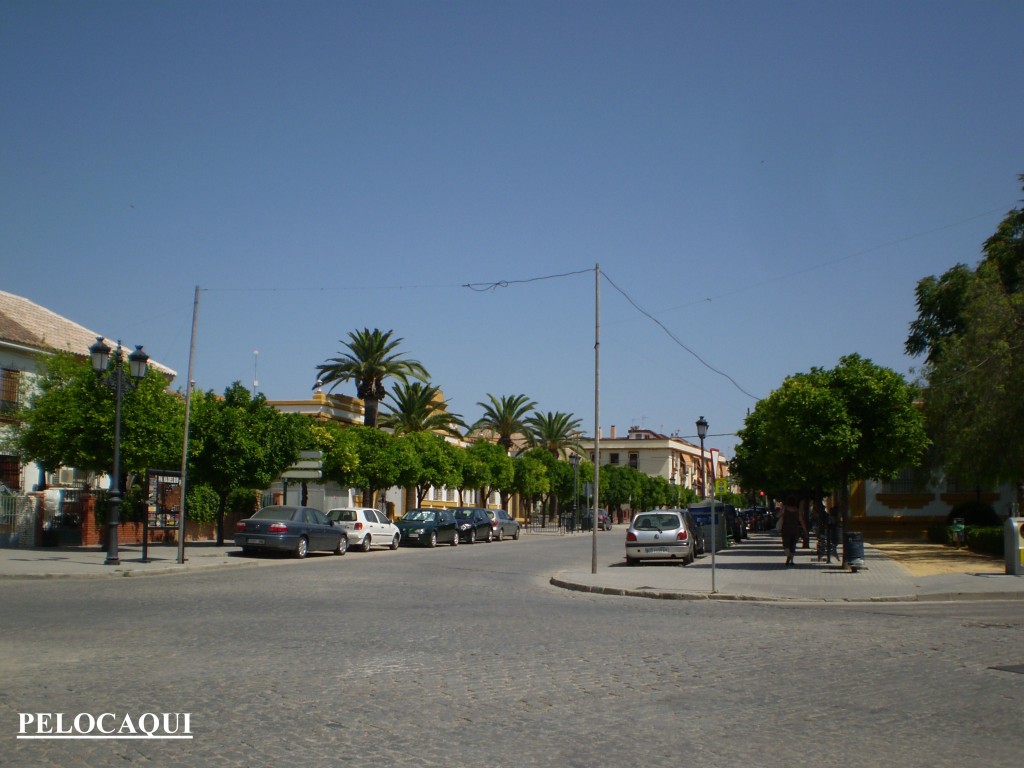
[548,576,1024,604]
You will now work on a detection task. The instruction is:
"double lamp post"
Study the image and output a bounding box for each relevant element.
[89,337,149,566]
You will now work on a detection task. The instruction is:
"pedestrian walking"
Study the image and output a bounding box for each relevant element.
[780,495,806,567]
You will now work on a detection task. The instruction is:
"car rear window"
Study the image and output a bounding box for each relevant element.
[634,514,681,530]
[330,510,357,522]
[251,507,294,521]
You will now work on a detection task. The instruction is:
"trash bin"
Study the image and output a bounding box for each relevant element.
[1004,518,1024,576]
[844,531,865,572]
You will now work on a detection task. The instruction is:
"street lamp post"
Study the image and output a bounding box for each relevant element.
[569,453,580,533]
[90,337,149,566]
[696,416,715,593]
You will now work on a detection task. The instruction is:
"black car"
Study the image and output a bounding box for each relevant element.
[453,507,493,543]
[395,508,460,547]
[235,505,348,558]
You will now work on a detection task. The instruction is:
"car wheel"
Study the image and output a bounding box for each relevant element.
[468,529,476,544]
[360,535,372,553]
[497,527,504,542]
[513,527,520,540]
[486,528,493,543]
[294,536,309,559]
[390,534,400,550]
[428,531,437,548]
[334,535,348,556]
[241,547,254,556]
[626,557,639,567]
[451,531,460,546]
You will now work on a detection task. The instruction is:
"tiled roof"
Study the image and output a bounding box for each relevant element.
[0,290,176,378]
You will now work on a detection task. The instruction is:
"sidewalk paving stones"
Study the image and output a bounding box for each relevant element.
[551,532,1024,603]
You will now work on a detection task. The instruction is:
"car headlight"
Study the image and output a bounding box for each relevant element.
[415,528,425,535]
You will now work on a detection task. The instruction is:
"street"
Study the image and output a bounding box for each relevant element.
[4,531,1024,767]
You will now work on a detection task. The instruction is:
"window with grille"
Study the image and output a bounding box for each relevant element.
[0,369,19,415]
[0,455,20,491]
[628,452,639,469]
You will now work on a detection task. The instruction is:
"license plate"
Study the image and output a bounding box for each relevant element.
[407,533,419,538]
[644,547,669,554]
[249,538,264,545]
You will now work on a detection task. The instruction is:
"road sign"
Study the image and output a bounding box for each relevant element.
[281,469,322,479]
[715,478,728,495]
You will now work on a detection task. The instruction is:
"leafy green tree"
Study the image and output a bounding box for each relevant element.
[732,355,928,538]
[472,394,537,452]
[378,381,465,437]
[13,350,182,486]
[525,410,582,458]
[188,383,310,544]
[461,440,515,509]
[316,329,429,428]
[513,451,549,524]
[518,447,569,525]
[921,274,1023,488]
[601,464,643,520]
[909,181,1024,493]
[399,431,462,508]
[309,421,360,486]
[333,426,415,508]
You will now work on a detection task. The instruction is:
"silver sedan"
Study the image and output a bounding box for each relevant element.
[624,510,696,566]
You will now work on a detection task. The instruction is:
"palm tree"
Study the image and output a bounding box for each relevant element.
[472,394,537,452]
[316,328,429,428]
[525,410,583,459]
[378,381,465,437]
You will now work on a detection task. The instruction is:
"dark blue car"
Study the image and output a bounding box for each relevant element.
[235,505,348,558]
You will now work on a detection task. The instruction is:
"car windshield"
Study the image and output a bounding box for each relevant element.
[634,514,680,530]
[250,506,296,521]
[454,510,473,519]
[402,510,434,522]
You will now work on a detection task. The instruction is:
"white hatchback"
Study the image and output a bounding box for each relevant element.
[326,508,401,552]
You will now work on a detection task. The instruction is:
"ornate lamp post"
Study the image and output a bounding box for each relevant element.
[89,337,149,566]
[696,415,715,593]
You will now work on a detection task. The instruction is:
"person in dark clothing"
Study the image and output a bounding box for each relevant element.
[780,495,806,566]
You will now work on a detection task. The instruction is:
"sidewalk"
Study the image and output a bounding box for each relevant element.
[552,533,1024,603]
[0,541,269,579]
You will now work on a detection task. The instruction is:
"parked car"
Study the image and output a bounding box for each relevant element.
[326,507,400,552]
[482,508,521,541]
[235,505,347,558]
[453,507,493,543]
[581,510,613,531]
[625,510,696,566]
[395,508,459,547]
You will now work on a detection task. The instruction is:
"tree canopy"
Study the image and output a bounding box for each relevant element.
[316,328,429,428]
[188,383,310,543]
[13,351,182,483]
[731,354,928,514]
[908,178,1024,490]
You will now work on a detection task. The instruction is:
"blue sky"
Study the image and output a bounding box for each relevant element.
[3,0,1022,455]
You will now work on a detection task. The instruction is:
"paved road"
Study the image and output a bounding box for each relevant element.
[4,533,1024,767]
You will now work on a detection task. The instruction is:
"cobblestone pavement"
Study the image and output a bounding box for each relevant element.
[4,533,1024,768]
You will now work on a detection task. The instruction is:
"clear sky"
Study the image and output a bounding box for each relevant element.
[3,0,1022,456]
